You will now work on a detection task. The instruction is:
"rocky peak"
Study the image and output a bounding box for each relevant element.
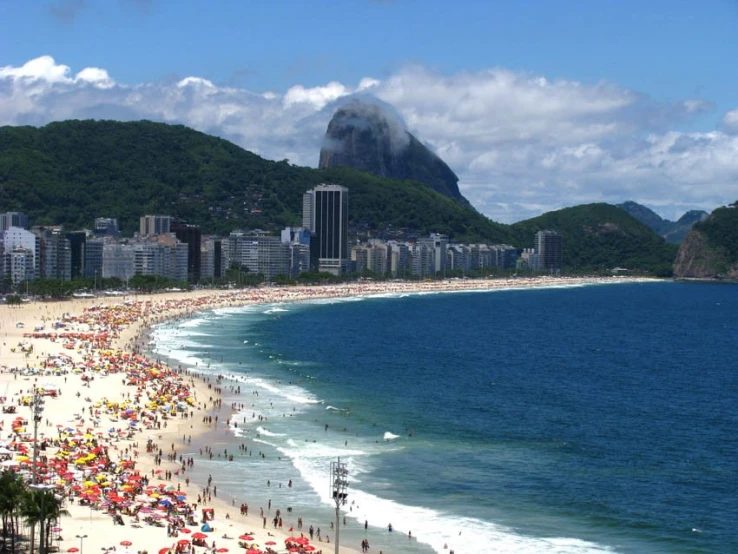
[319,99,470,206]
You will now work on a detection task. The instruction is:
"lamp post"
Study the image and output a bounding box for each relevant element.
[75,534,88,554]
[330,457,349,554]
[32,387,44,484]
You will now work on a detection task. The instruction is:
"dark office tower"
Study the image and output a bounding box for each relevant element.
[66,231,87,279]
[535,230,563,273]
[171,221,202,283]
[303,184,349,275]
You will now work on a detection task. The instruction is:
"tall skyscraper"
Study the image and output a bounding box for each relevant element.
[535,230,563,273]
[171,221,202,283]
[302,184,349,275]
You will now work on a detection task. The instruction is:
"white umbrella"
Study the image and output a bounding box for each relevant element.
[0,459,20,467]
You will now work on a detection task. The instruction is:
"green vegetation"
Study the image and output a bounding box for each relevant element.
[0,120,677,273]
[0,120,508,242]
[510,203,678,276]
[688,202,738,274]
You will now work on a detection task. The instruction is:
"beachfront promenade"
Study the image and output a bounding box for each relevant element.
[0,276,655,554]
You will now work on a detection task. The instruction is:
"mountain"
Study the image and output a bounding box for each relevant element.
[511,203,678,275]
[0,119,506,242]
[673,203,738,280]
[318,99,470,206]
[617,201,707,243]
[0,120,676,273]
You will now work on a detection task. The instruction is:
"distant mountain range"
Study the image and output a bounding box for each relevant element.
[617,201,707,244]
[0,119,677,274]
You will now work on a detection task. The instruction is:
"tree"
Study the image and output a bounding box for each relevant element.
[0,470,26,553]
[22,487,69,554]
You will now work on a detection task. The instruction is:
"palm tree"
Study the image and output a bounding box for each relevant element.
[0,470,26,554]
[22,488,69,554]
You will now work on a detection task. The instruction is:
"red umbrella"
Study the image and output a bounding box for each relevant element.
[158,549,170,554]
[178,540,190,546]
[238,535,254,541]
[192,533,208,540]
[216,549,229,553]
[264,542,276,546]
[67,549,79,553]
[180,528,191,534]
[120,541,132,546]
[303,547,315,552]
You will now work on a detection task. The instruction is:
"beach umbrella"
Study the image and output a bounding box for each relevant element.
[180,528,191,534]
[67,549,79,553]
[120,541,132,546]
[264,542,276,546]
[192,533,208,540]
[238,535,253,541]
[216,549,228,553]
[177,540,190,546]
[158,549,170,554]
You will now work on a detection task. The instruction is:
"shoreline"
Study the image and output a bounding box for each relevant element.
[0,276,660,554]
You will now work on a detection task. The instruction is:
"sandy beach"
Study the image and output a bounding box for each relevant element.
[0,276,657,554]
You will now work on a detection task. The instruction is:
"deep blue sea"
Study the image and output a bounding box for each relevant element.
[150,281,738,554]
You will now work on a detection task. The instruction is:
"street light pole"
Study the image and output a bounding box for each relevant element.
[75,534,87,554]
[32,387,44,484]
[330,457,349,554]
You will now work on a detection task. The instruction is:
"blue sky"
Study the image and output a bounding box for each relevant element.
[2,0,738,222]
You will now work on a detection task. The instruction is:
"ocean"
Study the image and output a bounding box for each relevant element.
[149,281,738,554]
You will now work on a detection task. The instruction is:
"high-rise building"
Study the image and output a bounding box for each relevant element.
[3,227,40,279]
[103,243,135,282]
[535,230,563,273]
[32,226,71,280]
[171,221,202,283]
[417,233,448,275]
[139,215,173,237]
[228,231,289,280]
[0,212,29,231]
[65,231,87,279]
[84,239,104,281]
[302,184,349,275]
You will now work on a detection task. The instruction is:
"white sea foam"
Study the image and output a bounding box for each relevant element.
[263,306,289,314]
[255,426,285,437]
[383,431,400,441]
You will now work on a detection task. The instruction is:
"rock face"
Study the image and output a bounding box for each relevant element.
[673,205,738,279]
[617,201,707,243]
[319,100,469,206]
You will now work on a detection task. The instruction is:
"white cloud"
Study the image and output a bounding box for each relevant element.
[721,108,738,134]
[0,55,735,223]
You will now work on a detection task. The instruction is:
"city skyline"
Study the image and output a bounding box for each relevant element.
[2,1,737,223]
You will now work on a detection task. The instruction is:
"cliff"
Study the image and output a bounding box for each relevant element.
[319,100,470,206]
[673,204,738,279]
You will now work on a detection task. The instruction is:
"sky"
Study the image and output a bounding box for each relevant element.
[2,0,738,223]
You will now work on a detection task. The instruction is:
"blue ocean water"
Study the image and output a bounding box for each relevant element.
[150,281,738,554]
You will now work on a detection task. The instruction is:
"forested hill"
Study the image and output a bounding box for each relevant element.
[673,202,738,279]
[0,120,509,242]
[510,204,678,275]
[0,120,676,273]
